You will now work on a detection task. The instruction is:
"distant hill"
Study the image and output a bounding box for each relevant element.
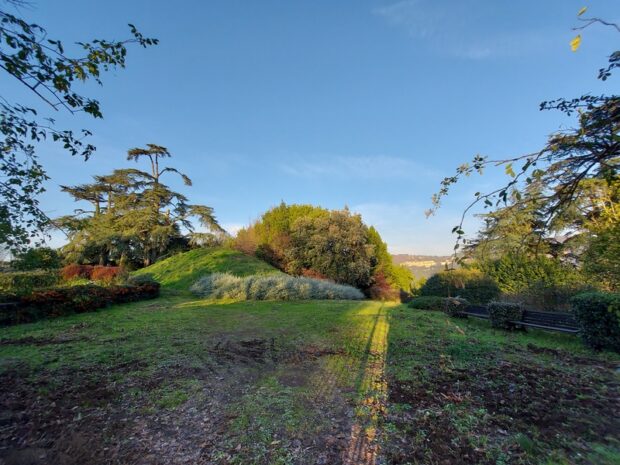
[133,247,279,291]
[392,254,453,279]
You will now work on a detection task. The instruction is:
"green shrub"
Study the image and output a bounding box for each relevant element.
[511,282,596,312]
[12,247,61,271]
[488,302,524,330]
[571,292,620,352]
[582,223,620,292]
[478,254,584,295]
[0,270,60,294]
[190,273,364,301]
[408,296,445,310]
[443,297,470,318]
[420,269,500,304]
[0,282,160,326]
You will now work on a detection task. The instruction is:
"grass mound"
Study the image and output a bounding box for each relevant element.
[191,272,365,301]
[132,248,279,290]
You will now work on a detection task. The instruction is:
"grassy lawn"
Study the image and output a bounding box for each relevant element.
[131,247,280,291]
[0,297,618,464]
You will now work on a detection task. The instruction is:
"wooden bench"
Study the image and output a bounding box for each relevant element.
[0,302,19,310]
[463,305,579,333]
[463,305,490,319]
[512,309,579,334]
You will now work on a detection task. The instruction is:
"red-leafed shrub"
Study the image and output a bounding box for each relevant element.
[0,281,160,326]
[61,264,94,281]
[368,271,399,301]
[300,268,329,280]
[91,266,126,283]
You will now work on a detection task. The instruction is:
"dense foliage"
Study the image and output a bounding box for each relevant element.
[419,269,500,304]
[11,247,61,271]
[443,297,470,318]
[407,296,446,310]
[56,145,223,268]
[571,292,620,352]
[477,254,583,294]
[475,253,590,310]
[60,263,126,283]
[285,209,374,289]
[0,3,157,250]
[190,273,364,301]
[0,269,60,294]
[234,203,412,295]
[428,14,619,314]
[582,222,620,291]
[487,302,524,330]
[0,281,160,326]
[60,264,95,281]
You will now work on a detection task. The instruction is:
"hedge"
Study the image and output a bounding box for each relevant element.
[443,297,470,318]
[0,282,160,326]
[61,264,94,281]
[0,270,60,294]
[571,292,620,352]
[190,273,364,301]
[488,302,524,330]
[408,296,445,310]
[91,266,127,283]
[419,269,500,304]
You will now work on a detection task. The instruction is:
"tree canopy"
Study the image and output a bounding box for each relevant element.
[57,145,223,267]
[0,1,157,251]
[234,203,413,295]
[428,10,619,284]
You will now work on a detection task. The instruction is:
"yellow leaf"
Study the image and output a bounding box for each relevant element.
[505,163,515,178]
[570,35,582,52]
[578,6,587,16]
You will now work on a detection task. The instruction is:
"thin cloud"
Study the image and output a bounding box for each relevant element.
[279,155,436,180]
[373,0,560,60]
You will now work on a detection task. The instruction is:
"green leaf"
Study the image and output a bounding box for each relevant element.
[505,163,516,178]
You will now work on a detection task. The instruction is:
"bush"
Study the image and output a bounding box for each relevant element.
[420,269,500,304]
[443,297,470,318]
[91,266,127,284]
[61,264,94,281]
[127,273,158,286]
[12,247,61,271]
[488,302,524,330]
[504,282,596,312]
[571,292,620,352]
[190,273,364,301]
[408,296,446,310]
[0,270,60,294]
[0,282,161,326]
[478,254,584,295]
[367,271,399,301]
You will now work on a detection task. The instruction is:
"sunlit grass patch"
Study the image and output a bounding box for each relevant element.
[132,247,280,291]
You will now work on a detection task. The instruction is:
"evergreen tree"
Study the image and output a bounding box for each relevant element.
[58,145,223,267]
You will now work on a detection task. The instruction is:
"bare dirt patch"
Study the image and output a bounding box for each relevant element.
[385,357,620,464]
[0,339,354,465]
[0,335,91,346]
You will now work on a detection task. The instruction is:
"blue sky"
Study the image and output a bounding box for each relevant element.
[7,0,619,254]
